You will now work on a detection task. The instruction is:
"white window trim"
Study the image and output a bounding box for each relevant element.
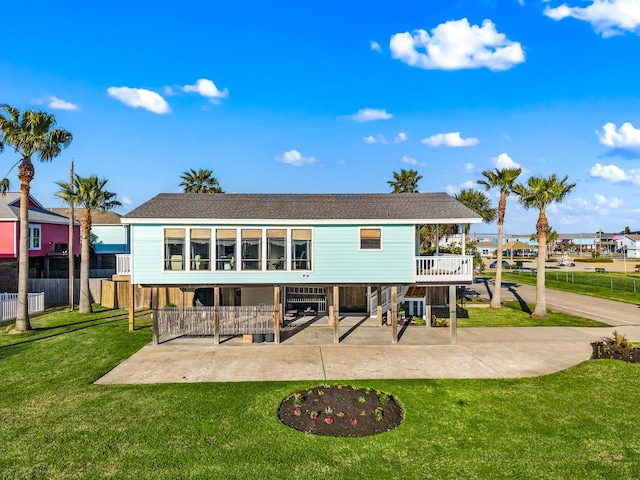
[28,224,42,251]
[358,226,383,251]
[161,226,316,273]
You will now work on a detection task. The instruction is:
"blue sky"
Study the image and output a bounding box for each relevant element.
[1,0,640,236]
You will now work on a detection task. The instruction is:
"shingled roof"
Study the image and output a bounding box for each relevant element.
[123,193,482,224]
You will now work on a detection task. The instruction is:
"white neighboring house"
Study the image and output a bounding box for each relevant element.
[616,234,640,259]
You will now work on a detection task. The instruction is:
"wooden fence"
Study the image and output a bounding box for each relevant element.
[157,305,275,336]
[27,279,103,306]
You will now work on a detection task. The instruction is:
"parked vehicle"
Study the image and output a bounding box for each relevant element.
[490,260,510,268]
[557,259,575,267]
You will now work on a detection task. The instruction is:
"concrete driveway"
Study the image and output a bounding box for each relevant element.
[95,316,640,384]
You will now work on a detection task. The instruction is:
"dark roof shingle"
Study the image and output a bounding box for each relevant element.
[123,193,482,223]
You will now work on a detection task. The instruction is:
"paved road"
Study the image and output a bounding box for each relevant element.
[474,277,640,326]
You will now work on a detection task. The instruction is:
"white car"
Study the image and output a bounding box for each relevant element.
[557,260,575,267]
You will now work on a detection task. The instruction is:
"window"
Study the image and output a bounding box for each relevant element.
[241,229,262,270]
[267,229,287,270]
[190,229,211,270]
[28,225,41,250]
[360,228,381,250]
[164,228,185,270]
[216,229,237,271]
[292,229,312,270]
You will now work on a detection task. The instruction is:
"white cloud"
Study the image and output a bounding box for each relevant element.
[183,78,229,103]
[363,134,387,144]
[389,18,525,71]
[370,40,382,52]
[350,108,393,122]
[107,86,170,114]
[544,0,640,37]
[48,97,79,111]
[596,122,640,156]
[464,163,475,173]
[121,196,132,206]
[276,150,317,167]
[394,132,407,143]
[594,193,624,208]
[421,132,479,148]
[444,180,476,195]
[492,152,521,169]
[401,155,418,165]
[588,163,640,185]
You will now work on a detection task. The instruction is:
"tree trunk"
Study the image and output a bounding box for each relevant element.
[15,158,34,331]
[79,210,92,313]
[532,211,548,318]
[490,192,507,309]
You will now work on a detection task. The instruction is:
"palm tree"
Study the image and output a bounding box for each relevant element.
[387,169,422,193]
[56,175,120,313]
[180,168,223,193]
[530,227,558,259]
[478,167,522,308]
[512,174,575,318]
[453,189,497,235]
[0,105,72,331]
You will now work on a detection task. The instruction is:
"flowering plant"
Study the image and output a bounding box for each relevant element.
[310,410,319,419]
[324,417,334,425]
[337,411,345,418]
[349,418,358,426]
[293,408,301,416]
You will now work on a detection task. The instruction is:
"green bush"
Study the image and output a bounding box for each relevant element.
[575,258,614,263]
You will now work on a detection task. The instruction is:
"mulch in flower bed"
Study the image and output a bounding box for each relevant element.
[591,331,640,363]
[278,385,404,437]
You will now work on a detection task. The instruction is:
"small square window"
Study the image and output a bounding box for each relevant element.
[360,228,381,250]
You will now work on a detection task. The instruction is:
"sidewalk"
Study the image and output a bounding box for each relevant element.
[95,319,640,385]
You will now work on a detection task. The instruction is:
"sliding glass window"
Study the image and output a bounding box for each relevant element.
[241,229,262,270]
[190,229,211,270]
[292,229,312,270]
[216,229,237,271]
[164,228,185,271]
[267,229,287,270]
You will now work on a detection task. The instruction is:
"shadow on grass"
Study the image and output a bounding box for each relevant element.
[506,285,532,315]
[0,310,150,354]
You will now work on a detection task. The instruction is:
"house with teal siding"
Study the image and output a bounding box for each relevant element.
[121,193,481,344]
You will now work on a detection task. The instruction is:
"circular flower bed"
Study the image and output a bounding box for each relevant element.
[278,385,404,437]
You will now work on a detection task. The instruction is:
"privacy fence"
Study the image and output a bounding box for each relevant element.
[157,305,275,337]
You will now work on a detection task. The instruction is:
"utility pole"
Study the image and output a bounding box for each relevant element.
[68,159,74,311]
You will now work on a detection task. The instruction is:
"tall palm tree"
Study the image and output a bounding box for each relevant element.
[56,174,120,313]
[478,167,522,308]
[512,174,575,318]
[0,105,72,331]
[180,168,223,193]
[453,189,497,235]
[387,169,422,193]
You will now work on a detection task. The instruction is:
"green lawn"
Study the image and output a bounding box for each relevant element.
[495,270,640,304]
[1,307,639,479]
[458,301,607,327]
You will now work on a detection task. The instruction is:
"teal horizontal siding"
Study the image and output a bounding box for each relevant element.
[130,224,415,285]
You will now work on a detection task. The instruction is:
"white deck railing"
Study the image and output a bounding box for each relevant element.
[116,254,131,276]
[0,293,45,322]
[415,255,474,283]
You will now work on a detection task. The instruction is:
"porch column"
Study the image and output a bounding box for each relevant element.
[461,224,466,255]
[152,287,159,345]
[449,284,457,344]
[213,287,220,345]
[273,286,281,344]
[327,287,334,326]
[376,285,382,326]
[391,285,398,344]
[333,285,340,344]
[425,287,432,328]
[128,282,135,331]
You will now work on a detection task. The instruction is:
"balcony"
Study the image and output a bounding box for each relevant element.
[415,255,474,283]
[116,254,131,276]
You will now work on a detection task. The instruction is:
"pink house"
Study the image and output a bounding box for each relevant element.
[0,192,80,291]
